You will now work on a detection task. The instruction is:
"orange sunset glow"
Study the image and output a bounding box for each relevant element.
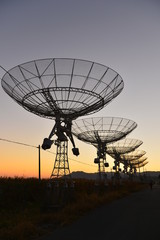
[0,0,160,178]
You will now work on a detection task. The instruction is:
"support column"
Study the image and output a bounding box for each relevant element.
[50,140,71,180]
[38,145,41,181]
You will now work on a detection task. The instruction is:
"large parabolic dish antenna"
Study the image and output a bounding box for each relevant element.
[120,149,146,162]
[107,138,143,155]
[129,156,147,166]
[1,58,124,119]
[72,117,137,144]
[1,58,124,181]
[72,117,137,181]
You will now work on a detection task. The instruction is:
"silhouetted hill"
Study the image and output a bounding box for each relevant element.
[144,171,160,178]
[70,171,97,179]
[70,171,160,180]
[70,171,113,179]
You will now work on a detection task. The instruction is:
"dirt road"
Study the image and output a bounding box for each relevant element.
[37,185,160,240]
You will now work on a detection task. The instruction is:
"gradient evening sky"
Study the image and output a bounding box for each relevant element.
[0,0,160,178]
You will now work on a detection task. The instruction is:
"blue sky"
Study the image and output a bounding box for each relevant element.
[0,0,160,177]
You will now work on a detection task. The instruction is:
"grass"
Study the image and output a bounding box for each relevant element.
[0,177,148,240]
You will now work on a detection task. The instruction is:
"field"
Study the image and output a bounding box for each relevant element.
[0,177,148,240]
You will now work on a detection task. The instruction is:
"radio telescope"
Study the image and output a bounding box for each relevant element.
[1,58,124,181]
[119,149,146,174]
[128,156,148,173]
[72,117,137,182]
[132,160,148,173]
[107,138,143,175]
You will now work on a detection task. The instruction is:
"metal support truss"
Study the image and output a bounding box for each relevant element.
[95,142,108,182]
[113,160,121,179]
[113,160,120,172]
[50,140,71,179]
[98,158,106,181]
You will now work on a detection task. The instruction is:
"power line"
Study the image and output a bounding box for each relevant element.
[0,137,96,168]
[46,149,95,167]
[0,138,37,148]
[69,157,96,168]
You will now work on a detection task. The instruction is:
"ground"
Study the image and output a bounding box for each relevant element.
[36,184,160,240]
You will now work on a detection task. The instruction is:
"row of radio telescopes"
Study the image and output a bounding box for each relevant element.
[0,58,148,183]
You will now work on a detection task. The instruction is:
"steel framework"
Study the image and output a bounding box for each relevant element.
[120,150,146,174]
[51,141,70,179]
[132,161,148,173]
[1,58,124,181]
[72,117,137,182]
[107,138,143,175]
[129,156,148,173]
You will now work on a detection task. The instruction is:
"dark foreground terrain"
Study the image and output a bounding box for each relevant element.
[37,184,160,240]
[0,177,152,240]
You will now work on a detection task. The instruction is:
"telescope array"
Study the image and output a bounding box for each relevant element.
[72,117,137,181]
[1,57,148,184]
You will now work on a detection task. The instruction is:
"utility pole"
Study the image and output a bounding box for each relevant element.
[38,145,41,181]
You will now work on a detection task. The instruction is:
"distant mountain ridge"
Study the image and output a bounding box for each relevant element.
[70,171,114,179]
[70,171,160,179]
[70,171,98,179]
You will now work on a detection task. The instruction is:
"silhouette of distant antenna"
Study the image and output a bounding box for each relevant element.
[129,156,148,174]
[1,58,124,184]
[72,117,137,182]
[107,138,143,176]
[134,160,148,173]
[119,149,146,175]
